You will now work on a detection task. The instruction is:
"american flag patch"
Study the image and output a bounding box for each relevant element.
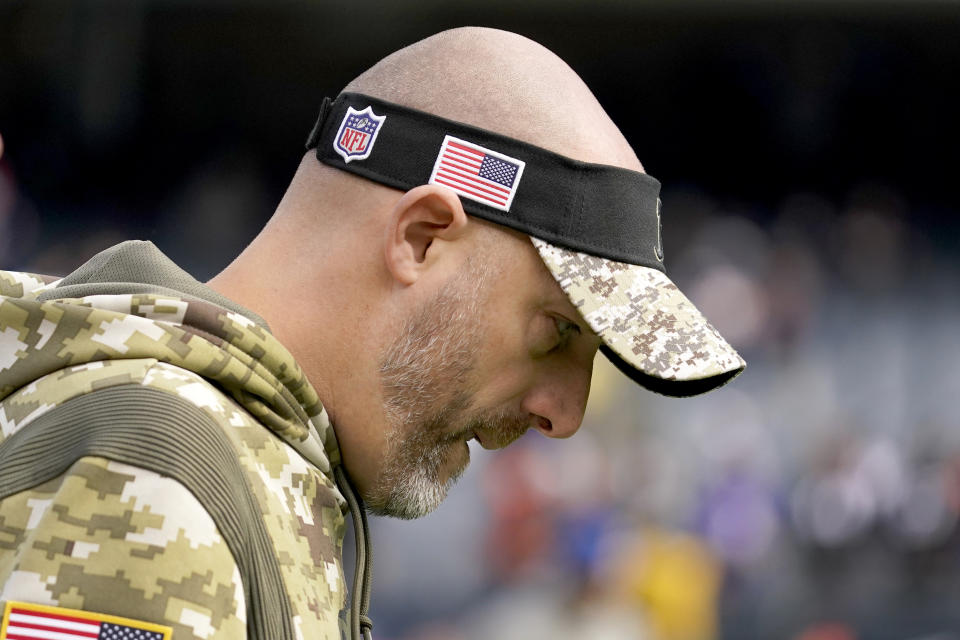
[428,135,525,212]
[1,601,172,640]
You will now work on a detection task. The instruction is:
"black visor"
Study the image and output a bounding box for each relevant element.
[307,92,665,271]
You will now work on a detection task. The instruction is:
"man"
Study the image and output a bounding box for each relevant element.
[0,28,743,640]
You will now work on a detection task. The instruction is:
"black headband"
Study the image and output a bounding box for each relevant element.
[306,92,664,270]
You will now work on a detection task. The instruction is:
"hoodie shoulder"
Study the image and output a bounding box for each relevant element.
[0,455,249,640]
[0,270,61,299]
[1,361,346,639]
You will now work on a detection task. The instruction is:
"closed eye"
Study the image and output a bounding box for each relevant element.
[550,316,582,352]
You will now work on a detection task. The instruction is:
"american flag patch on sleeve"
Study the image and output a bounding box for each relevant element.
[1,601,172,640]
[428,135,525,212]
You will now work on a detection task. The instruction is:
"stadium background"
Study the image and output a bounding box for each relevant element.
[2,2,959,639]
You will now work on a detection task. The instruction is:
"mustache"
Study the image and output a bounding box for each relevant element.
[457,410,530,450]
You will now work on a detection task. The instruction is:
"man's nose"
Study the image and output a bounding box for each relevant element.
[521,359,593,439]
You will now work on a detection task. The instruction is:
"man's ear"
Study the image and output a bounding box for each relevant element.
[384,184,468,285]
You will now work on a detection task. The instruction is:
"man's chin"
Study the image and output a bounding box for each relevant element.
[365,473,456,520]
[365,442,470,520]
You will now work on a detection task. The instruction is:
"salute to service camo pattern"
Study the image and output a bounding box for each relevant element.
[0,245,350,640]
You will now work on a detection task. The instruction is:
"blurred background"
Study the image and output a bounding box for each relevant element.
[2,1,960,638]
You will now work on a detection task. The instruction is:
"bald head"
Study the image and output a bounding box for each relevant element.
[345,27,642,171]
[276,27,644,233]
[276,28,645,232]
[209,29,631,506]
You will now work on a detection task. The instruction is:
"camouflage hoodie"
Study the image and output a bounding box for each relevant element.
[0,241,370,640]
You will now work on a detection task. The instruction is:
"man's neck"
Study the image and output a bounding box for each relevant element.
[206,227,391,499]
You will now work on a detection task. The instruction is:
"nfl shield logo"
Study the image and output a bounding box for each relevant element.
[333,106,386,163]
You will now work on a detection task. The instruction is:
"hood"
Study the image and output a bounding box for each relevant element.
[0,241,342,488]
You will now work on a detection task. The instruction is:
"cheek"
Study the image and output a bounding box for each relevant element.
[526,314,561,356]
[465,286,548,407]
[469,332,538,407]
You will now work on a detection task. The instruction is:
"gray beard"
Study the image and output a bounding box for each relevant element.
[370,391,527,520]
[369,262,526,519]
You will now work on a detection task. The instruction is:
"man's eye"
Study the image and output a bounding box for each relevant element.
[551,316,581,351]
[555,317,579,337]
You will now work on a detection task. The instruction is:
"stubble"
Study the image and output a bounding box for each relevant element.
[371,260,526,519]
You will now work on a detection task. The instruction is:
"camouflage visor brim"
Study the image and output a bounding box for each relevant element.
[306,92,745,395]
[532,238,745,397]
